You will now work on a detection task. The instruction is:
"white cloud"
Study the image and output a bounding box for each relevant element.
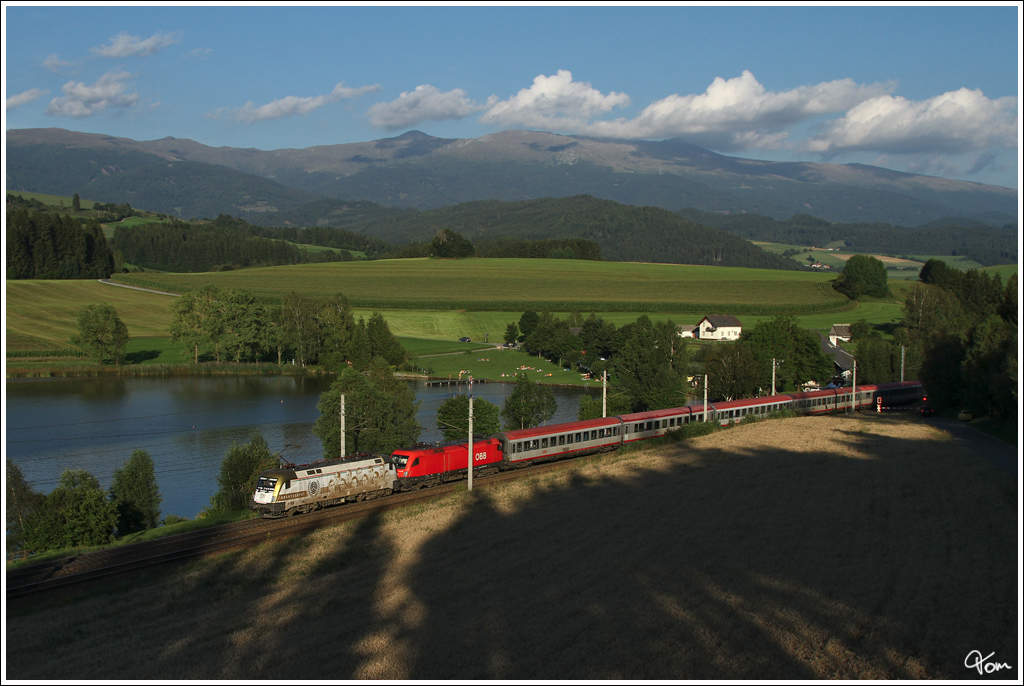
[92,31,182,58]
[46,71,138,118]
[480,70,630,130]
[6,88,48,110]
[583,70,893,150]
[43,54,75,73]
[220,83,382,124]
[367,85,495,130]
[806,88,1018,156]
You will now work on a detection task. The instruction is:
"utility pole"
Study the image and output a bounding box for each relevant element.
[602,370,608,418]
[339,394,346,458]
[772,357,777,396]
[703,374,709,422]
[467,377,474,491]
[851,359,857,414]
[900,345,905,382]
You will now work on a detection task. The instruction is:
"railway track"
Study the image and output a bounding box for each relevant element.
[6,460,569,601]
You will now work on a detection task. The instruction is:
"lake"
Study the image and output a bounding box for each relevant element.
[5,375,594,519]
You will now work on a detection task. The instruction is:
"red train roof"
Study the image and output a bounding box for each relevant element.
[500,416,621,441]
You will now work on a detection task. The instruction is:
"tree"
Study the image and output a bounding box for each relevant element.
[436,395,501,441]
[430,229,475,258]
[741,316,834,391]
[611,315,687,411]
[834,254,889,299]
[501,373,557,430]
[314,358,421,458]
[72,193,81,211]
[218,289,271,363]
[210,432,279,512]
[518,310,540,339]
[23,469,117,552]
[170,285,223,364]
[703,342,760,400]
[109,449,162,535]
[504,321,520,345]
[366,312,407,368]
[6,460,45,556]
[71,303,129,364]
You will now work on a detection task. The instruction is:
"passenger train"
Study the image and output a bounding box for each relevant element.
[251,380,924,517]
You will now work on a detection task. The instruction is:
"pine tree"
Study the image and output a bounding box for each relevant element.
[110,449,162,535]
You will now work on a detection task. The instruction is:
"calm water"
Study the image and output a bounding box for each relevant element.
[5,375,593,519]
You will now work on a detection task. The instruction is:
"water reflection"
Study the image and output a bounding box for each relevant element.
[5,376,593,519]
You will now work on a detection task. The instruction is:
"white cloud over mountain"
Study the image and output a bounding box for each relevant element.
[6,88,48,110]
[368,85,495,130]
[806,87,1018,156]
[480,70,630,129]
[219,83,382,124]
[45,71,138,118]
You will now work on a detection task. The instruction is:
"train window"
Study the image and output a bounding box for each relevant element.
[541,438,548,449]
[567,433,574,444]
[583,431,590,441]
[575,432,582,443]
[531,440,539,451]
[559,435,565,446]
[411,458,420,467]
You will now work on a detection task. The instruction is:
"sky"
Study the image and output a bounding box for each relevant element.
[3,3,1021,190]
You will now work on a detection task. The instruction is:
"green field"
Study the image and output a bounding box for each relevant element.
[7,259,913,377]
[109,258,852,314]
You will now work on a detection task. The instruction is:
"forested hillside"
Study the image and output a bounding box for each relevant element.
[110,215,355,272]
[677,209,1018,267]
[339,195,804,270]
[6,208,114,279]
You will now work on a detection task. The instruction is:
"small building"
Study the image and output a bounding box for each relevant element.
[829,324,852,347]
[818,333,854,382]
[696,315,742,341]
[676,324,697,339]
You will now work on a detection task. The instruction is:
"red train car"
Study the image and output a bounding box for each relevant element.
[709,394,795,425]
[391,437,504,490]
[619,406,697,442]
[496,416,623,466]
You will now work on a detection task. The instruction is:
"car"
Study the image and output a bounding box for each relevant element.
[919,406,935,418]
[957,409,973,421]
[459,337,471,343]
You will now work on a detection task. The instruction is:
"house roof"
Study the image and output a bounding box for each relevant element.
[829,324,852,338]
[817,333,854,371]
[701,315,743,328]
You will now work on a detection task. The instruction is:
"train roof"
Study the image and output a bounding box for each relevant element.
[499,416,621,440]
[709,394,794,409]
[618,406,696,422]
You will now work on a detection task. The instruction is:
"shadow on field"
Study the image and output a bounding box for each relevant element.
[5,419,1017,680]
[392,423,1018,679]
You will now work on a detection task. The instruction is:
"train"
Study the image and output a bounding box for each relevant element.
[250,380,924,517]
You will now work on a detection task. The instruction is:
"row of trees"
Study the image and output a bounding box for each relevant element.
[169,287,408,369]
[7,451,161,556]
[111,218,352,273]
[6,208,115,279]
[897,268,1016,421]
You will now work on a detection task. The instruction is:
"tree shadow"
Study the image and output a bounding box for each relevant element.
[124,349,162,364]
[3,417,1018,680]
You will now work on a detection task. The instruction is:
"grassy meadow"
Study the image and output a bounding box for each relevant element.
[108,258,853,314]
[5,414,1016,679]
[7,258,918,377]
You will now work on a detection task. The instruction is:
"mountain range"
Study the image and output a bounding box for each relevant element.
[6,128,1017,230]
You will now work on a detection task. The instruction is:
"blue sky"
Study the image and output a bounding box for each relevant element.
[4,3,1020,189]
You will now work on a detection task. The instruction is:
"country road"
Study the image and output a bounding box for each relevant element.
[98,279,180,297]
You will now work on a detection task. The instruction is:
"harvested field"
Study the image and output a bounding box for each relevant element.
[5,415,1018,680]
